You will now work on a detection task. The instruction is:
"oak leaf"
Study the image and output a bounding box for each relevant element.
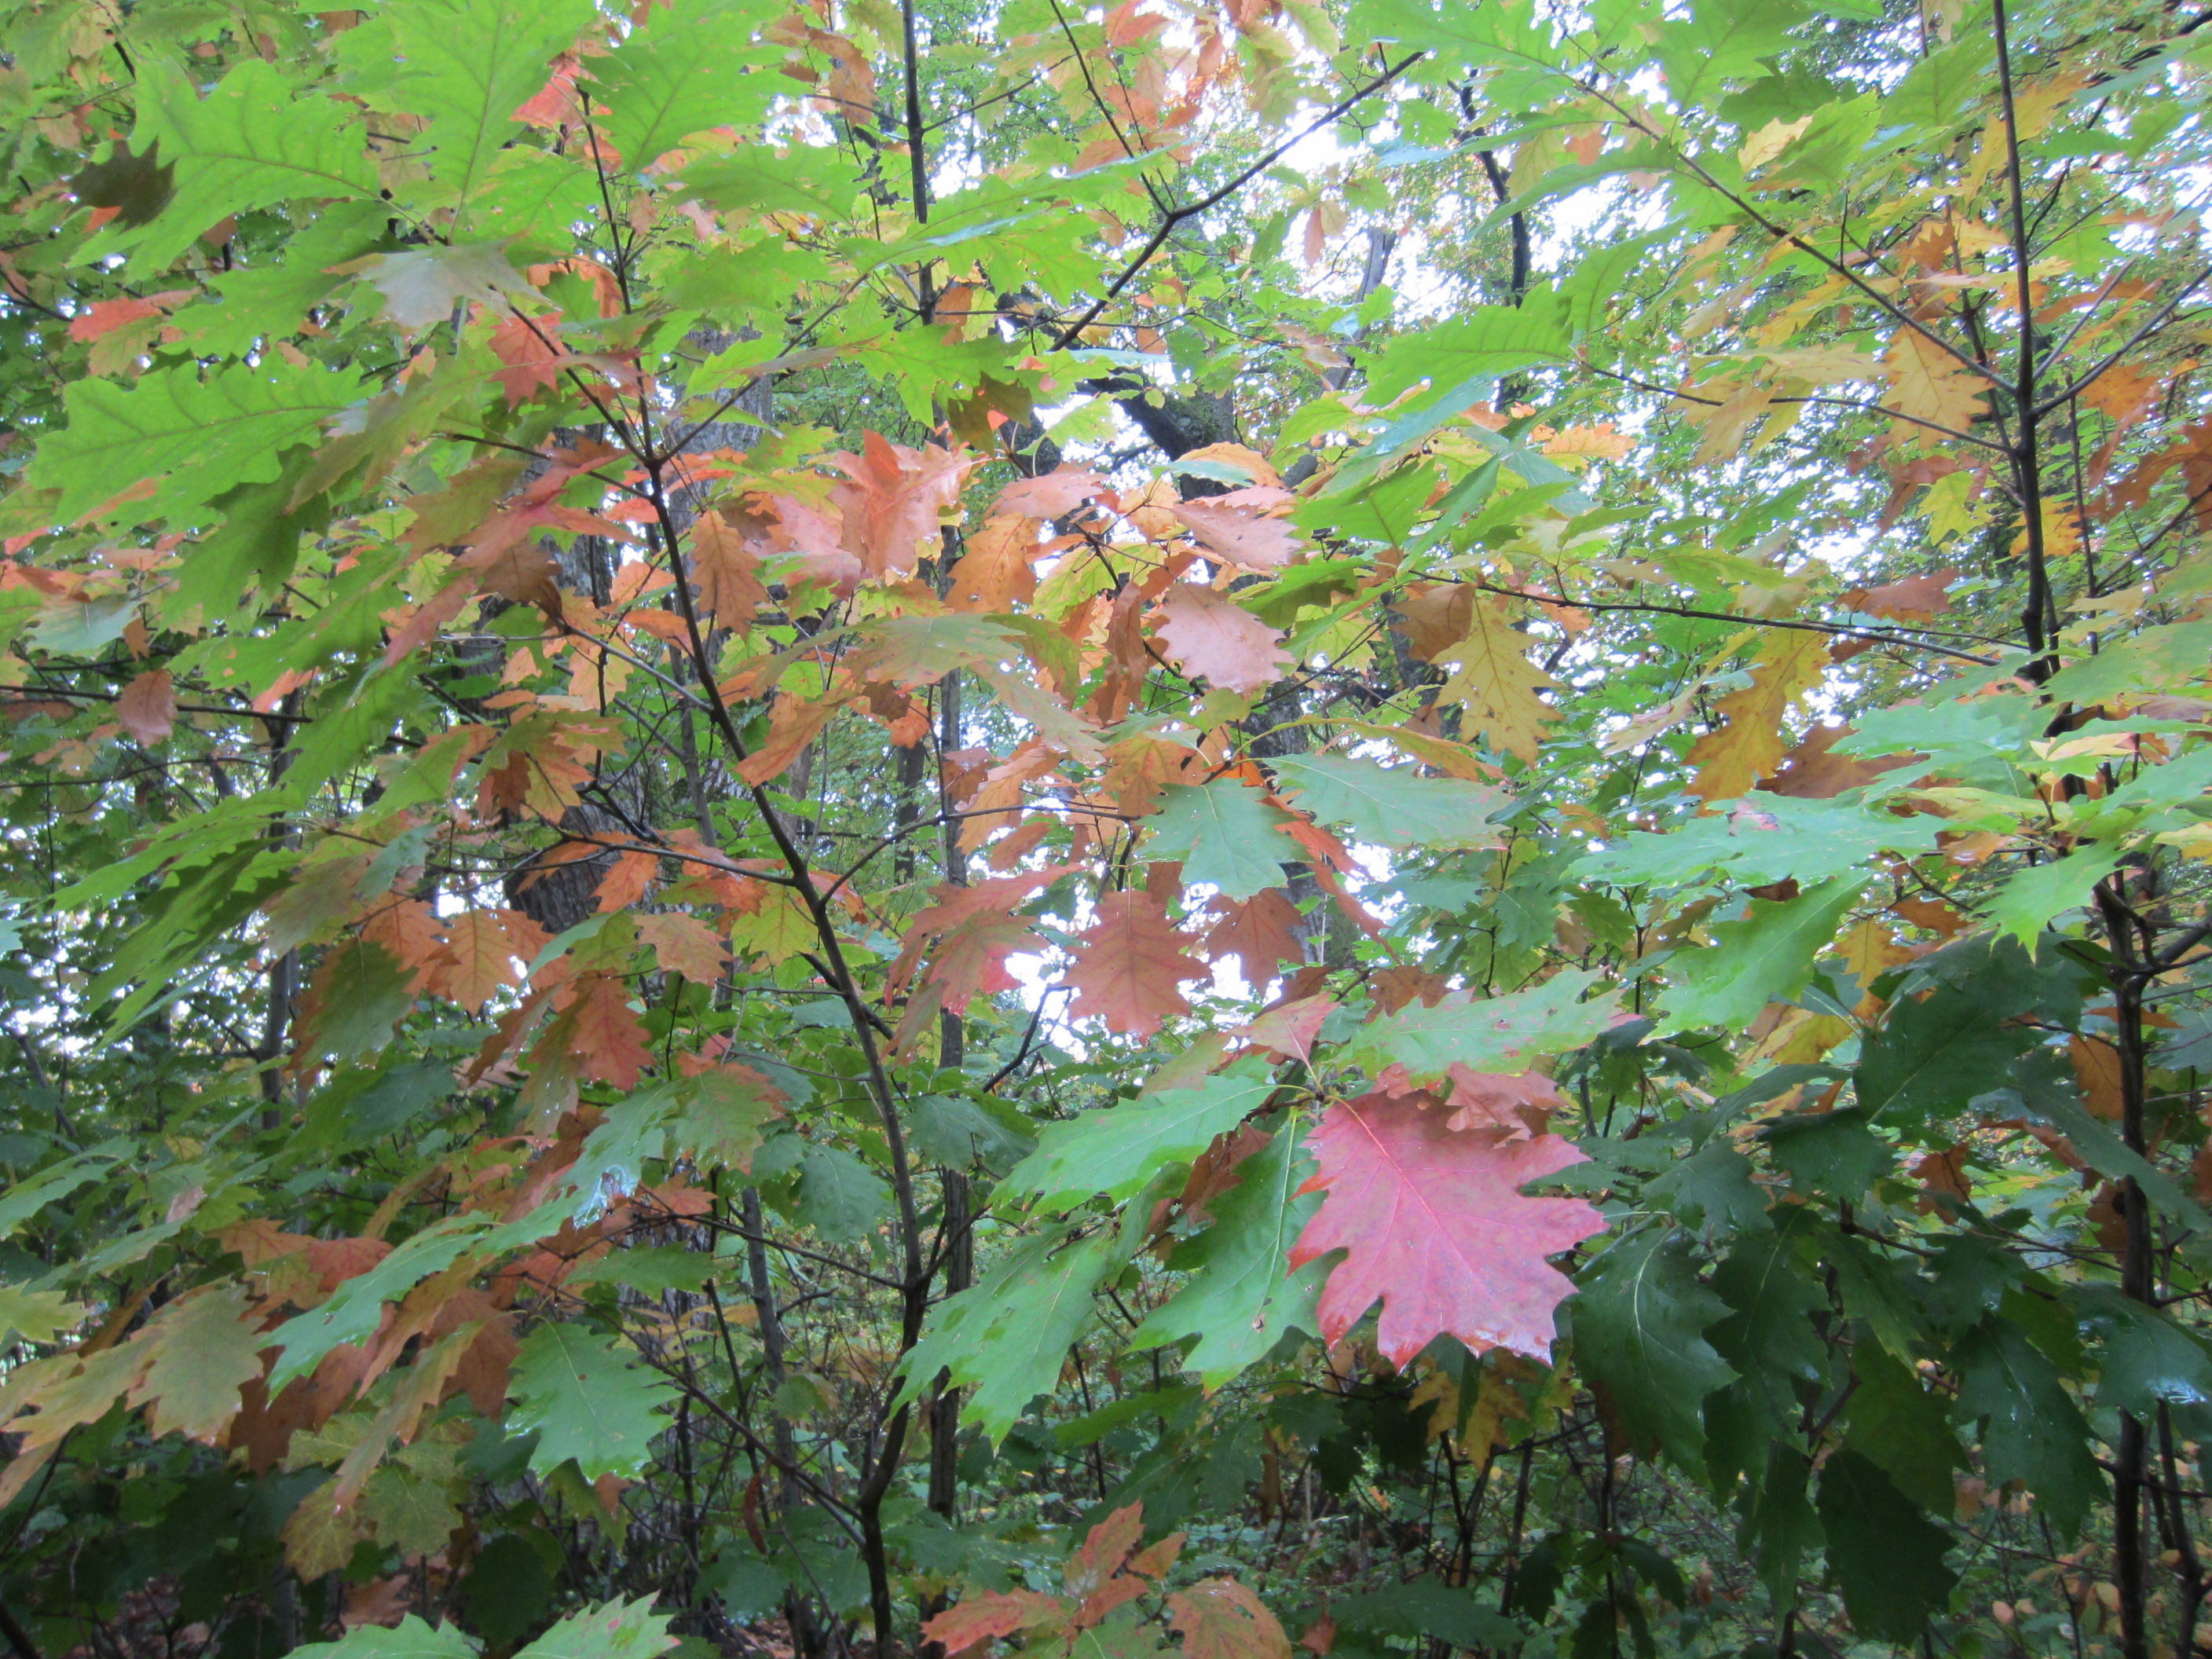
[1882,331,1988,433]
[435,909,540,1009]
[116,668,176,744]
[1290,1090,1605,1364]
[1686,629,1829,800]
[1846,568,1955,620]
[1202,889,1307,987]
[1065,891,1209,1038]
[1169,496,1306,572]
[690,508,769,627]
[1434,596,1559,764]
[993,467,1105,519]
[947,512,1045,612]
[637,912,728,983]
[1154,584,1292,694]
[1168,1579,1291,1659]
[830,431,972,578]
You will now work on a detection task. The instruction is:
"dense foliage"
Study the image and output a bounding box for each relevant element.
[2,2,2209,1659]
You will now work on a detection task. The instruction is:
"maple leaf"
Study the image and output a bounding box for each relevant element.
[1170,496,1306,572]
[1686,629,1829,800]
[829,431,972,578]
[115,668,175,744]
[1435,595,1559,764]
[1291,1091,1605,1364]
[1064,891,1209,1038]
[689,508,768,627]
[1154,584,1291,694]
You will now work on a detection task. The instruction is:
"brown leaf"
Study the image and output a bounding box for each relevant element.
[1064,890,1209,1038]
[1202,889,1306,987]
[1441,1068,1565,1139]
[1170,496,1306,572]
[1759,723,1918,799]
[2067,1035,2126,1121]
[947,513,1044,612]
[1846,568,1956,620]
[1686,630,1828,800]
[115,668,175,744]
[690,508,769,627]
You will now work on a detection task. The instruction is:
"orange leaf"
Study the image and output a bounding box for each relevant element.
[637,912,729,983]
[828,431,973,579]
[1167,1579,1292,1659]
[690,507,769,627]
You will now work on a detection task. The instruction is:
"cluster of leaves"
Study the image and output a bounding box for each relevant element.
[1,0,2210,1657]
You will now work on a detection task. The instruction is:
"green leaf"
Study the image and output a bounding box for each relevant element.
[1268,753,1507,850]
[0,1148,122,1239]
[1756,1108,1891,1203]
[118,60,382,270]
[378,0,597,220]
[1577,797,1940,890]
[1129,1122,1328,1387]
[289,1615,477,1659]
[1572,1228,1735,1465]
[1953,1319,2101,1535]
[1002,1061,1278,1214]
[1364,300,1573,406]
[1658,877,1864,1034]
[1336,969,1617,1087]
[1141,779,1303,900]
[2072,1285,2212,1420]
[908,1093,1036,1176]
[1844,1345,1967,1514]
[1814,1449,1957,1643]
[1983,845,2125,948]
[587,0,782,174]
[514,1599,679,1659]
[792,1144,892,1242]
[1857,979,2031,1122]
[30,357,368,525]
[349,245,540,332]
[893,1229,1116,1441]
[567,1246,716,1296]
[507,1325,672,1481]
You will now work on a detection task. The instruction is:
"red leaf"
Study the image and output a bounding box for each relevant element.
[115,668,176,744]
[1290,1091,1605,1365]
[1064,891,1209,1038]
[1153,584,1291,694]
[921,1591,1065,1657]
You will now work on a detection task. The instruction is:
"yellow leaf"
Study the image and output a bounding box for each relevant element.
[1882,331,1988,432]
[1684,629,1829,800]
[1434,596,1560,764]
[1739,115,1812,171]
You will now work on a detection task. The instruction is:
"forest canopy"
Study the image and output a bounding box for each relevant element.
[0,2,2209,1659]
